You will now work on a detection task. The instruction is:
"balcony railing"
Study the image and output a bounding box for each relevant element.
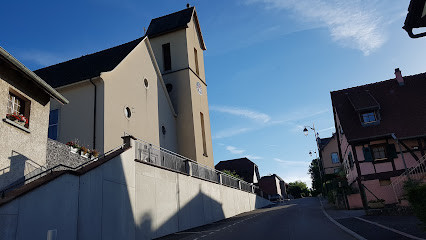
[133,137,258,194]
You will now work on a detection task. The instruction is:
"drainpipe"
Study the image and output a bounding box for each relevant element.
[89,79,97,149]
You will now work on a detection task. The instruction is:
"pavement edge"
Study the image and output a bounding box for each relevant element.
[318,198,367,240]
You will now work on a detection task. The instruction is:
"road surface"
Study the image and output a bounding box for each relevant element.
[157,197,355,240]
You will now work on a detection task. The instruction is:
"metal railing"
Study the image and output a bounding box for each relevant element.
[391,154,426,202]
[133,137,258,194]
[1,144,126,198]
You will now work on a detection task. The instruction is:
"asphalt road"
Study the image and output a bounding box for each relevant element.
[157,197,356,240]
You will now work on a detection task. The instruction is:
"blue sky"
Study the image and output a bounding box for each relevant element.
[2,0,426,186]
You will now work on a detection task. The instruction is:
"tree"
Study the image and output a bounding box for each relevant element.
[221,170,244,180]
[288,181,310,198]
[308,158,322,196]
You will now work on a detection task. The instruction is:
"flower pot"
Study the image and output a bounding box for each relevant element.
[16,121,26,126]
[368,202,385,209]
[81,152,90,158]
[70,147,79,154]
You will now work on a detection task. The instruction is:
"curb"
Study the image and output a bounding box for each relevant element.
[318,198,367,240]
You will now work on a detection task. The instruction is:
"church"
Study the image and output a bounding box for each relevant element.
[35,6,214,167]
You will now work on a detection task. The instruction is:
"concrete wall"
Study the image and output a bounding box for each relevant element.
[46,139,89,169]
[0,142,270,240]
[0,63,51,190]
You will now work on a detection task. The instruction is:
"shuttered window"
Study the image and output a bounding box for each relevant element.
[363,147,373,162]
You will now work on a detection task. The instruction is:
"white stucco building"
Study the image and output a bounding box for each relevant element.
[35,7,214,167]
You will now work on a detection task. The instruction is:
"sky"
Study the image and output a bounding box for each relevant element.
[2,0,426,187]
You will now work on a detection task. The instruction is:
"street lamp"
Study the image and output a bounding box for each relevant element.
[303,124,324,194]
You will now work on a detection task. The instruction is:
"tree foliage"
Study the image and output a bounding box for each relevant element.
[221,170,244,180]
[288,181,310,198]
[308,158,322,196]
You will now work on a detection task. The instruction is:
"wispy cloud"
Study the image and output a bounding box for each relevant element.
[224,146,263,160]
[213,127,252,139]
[273,158,311,166]
[244,155,263,160]
[212,105,330,139]
[318,126,335,133]
[18,50,66,68]
[226,145,246,155]
[246,0,387,55]
[210,106,271,123]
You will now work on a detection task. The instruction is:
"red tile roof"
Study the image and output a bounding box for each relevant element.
[331,72,426,143]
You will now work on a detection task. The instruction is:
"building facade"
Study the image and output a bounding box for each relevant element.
[318,134,342,175]
[259,174,287,199]
[0,47,68,190]
[35,7,214,167]
[331,68,426,209]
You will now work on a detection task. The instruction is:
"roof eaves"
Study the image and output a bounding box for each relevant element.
[144,37,177,117]
[192,8,207,50]
[0,46,69,104]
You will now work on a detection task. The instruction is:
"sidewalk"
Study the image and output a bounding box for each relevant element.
[320,197,426,240]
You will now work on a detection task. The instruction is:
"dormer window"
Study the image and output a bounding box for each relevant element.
[361,112,377,124]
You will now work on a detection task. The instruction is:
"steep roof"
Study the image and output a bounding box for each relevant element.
[146,7,194,37]
[318,136,333,150]
[331,72,426,142]
[34,38,143,88]
[215,158,259,183]
[146,7,206,50]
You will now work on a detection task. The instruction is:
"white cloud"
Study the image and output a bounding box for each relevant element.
[244,154,263,160]
[210,106,271,123]
[246,0,387,55]
[226,145,246,154]
[213,127,252,139]
[273,158,311,166]
[18,50,66,67]
[318,126,335,133]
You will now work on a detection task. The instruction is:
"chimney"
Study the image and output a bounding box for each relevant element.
[395,68,404,86]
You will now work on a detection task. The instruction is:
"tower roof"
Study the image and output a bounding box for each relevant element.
[146,7,206,50]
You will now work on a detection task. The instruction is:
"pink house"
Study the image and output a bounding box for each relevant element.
[318,134,342,175]
[330,69,426,209]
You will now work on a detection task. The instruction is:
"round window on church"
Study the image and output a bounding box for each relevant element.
[124,107,132,119]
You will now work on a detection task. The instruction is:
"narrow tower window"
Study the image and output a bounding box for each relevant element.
[200,112,207,156]
[162,43,171,71]
[194,48,199,75]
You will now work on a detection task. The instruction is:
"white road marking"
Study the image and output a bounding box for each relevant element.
[318,198,367,240]
[354,217,426,240]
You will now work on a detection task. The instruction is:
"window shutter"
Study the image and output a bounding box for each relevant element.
[386,144,398,159]
[363,147,373,162]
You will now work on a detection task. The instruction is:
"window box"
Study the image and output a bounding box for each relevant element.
[2,118,30,133]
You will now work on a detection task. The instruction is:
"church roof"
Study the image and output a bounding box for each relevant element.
[34,37,143,88]
[146,7,206,50]
[146,7,194,38]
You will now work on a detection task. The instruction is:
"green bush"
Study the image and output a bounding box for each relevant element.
[404,181,426,228]
[327,191,336,204]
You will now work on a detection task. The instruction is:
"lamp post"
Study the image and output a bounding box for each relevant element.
[303,124,324,194]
